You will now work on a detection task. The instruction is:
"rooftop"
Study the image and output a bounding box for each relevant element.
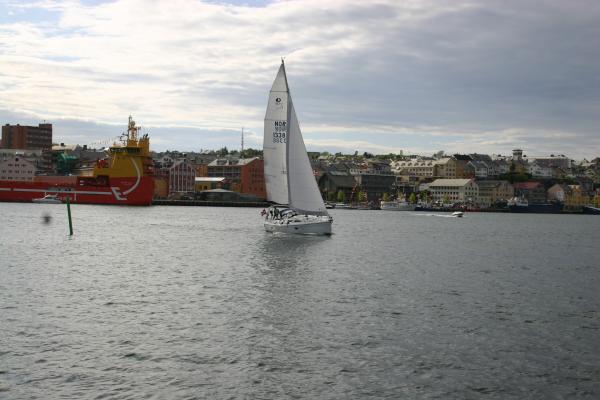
[429,179,474,187]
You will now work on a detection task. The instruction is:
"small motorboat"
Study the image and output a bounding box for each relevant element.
[32,194,62,204]
[452,211,464,217]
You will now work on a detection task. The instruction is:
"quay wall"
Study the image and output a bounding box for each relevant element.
[153,199,269,208]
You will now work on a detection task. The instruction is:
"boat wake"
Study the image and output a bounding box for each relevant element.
[416,213,463,218]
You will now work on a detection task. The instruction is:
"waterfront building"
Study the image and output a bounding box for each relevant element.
[427,178,479,204]
[1,146,51,173]
[1,149,43,164]
[564,185,589,208]
[153,175,169,199]
[512,181,547,204]
[195,177,227,192]
[547,183,591,209]
[318,171,356,202]
[352,173,397,202]
[0,156,37,181]
[207,157,266,200]
[169,158,196,194]
[2,123,52,150]
[477,180,514,208]
[547,183,571,202]
[194,188,261,202]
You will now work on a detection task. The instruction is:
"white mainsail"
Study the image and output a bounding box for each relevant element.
[263,61,328,216]
[263,63,289,205]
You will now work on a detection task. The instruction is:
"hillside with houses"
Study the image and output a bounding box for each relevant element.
[2,123,599,210]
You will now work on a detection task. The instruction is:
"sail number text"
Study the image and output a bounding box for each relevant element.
[273,120,287,143]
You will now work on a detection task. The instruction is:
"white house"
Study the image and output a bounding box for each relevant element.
[0,156,37,181]
[469,160,489,179]
[527,161,553,179]
[427,178,479,204]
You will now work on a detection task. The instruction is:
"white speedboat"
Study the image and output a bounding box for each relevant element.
[452,211,464,217]
[380,200,416,211]
[32,194,62,204]
[262,60,332,235]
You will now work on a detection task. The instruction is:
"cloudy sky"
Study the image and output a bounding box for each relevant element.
[1,0,599,158]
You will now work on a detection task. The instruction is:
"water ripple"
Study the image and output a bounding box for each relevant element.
[1,205,599,399]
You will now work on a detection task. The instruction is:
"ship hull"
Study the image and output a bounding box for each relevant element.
[508,203,563,214]
[582,206,600,215]
[0,177,154,206]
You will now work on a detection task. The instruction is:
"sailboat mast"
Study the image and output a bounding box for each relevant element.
[282,61,293,207]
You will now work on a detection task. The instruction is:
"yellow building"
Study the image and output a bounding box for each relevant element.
[433,158,458,178]
[195,177,227,192]
[153,176,169,199]
[476,180,514,208]
[564,185,589,208]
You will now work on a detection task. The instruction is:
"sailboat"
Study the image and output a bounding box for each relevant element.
[262,60,333,235]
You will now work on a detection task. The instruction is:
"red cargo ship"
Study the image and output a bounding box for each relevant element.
[0,116,154,206]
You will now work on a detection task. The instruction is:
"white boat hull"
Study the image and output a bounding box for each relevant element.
[32,195,62,204]
[264,215,332,235]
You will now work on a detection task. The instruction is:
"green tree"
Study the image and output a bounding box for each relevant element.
[243,148,263,158]
[337,190,346,203]
[327,191,336,202]
[408,192,417,203]
[443,194,451,204]
[358,190,368,202]
[382,192,390,202]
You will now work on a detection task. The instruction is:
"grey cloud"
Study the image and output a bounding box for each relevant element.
[1,0,599,158]
[277,0,600,155]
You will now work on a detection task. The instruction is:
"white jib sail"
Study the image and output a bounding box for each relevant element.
[286,97,328,216]
[263,63,289,205]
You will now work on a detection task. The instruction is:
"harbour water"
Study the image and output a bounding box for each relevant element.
[1,203,599,399]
